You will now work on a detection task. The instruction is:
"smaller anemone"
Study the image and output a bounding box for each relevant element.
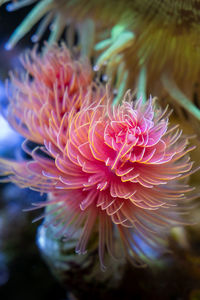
[0,85,198,268]
[6,42,92,147]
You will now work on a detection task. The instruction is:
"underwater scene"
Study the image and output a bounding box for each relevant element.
[1,1,200,299]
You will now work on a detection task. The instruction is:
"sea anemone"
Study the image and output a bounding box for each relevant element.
[0,87,198,268]
[6,42,92,146]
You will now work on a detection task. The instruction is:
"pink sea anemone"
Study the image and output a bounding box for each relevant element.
[1,86,197,268]
[6,42,92,146]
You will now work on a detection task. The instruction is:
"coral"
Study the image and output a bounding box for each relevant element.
[0,84,198,267]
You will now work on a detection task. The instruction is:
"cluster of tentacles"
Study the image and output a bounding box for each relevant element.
[0,42,199,267]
